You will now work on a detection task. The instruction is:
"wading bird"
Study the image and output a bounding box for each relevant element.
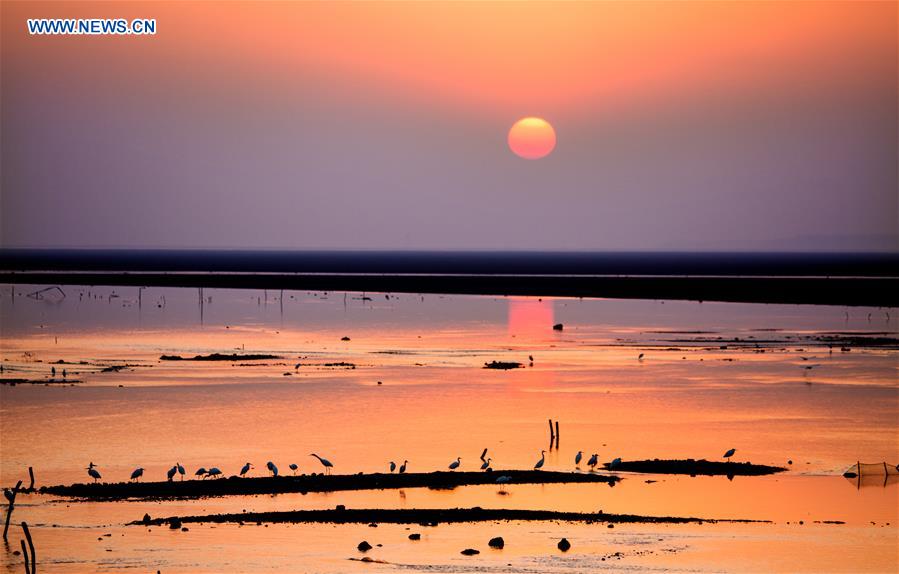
[310,454,333,474]
[194,467,207,479]
[587,453,598,470]
[723,448,736,462]
[448,457,461,471]
[289,463,298,475]
[176,462,185,480]
[609,457,622,469]
[389,461,396,473]
[575,451,583,467]
[399,460,408,474]
[481,458,492,470]
[166,465,177,482]
[496,475,512,492]
[87,462,101,483]
[206,467,222,479]
[130,468,144,482]
[266,461,278,476]
[534,450,546,470]
[240,462,253,477]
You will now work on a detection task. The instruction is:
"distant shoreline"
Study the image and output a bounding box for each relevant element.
[2,249,897,306]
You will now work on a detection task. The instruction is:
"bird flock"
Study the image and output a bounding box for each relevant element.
[86,449,739,483]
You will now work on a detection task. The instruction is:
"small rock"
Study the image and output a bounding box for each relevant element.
[142,513,151,524]
[488,536,504,549]
[408,533,421,540]
[341,336,351,341]
[12,550,20,556]
[336,505,346,511]
[181,527,189,532]
[552,323,564,331]
[358,541,372,552]
[608,523,615,528]
[369,523,378,528]
[557,538,571,551]
[169,518,182,530]
[460,548,480,556]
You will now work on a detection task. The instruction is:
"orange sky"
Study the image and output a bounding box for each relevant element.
[6,1,894,119]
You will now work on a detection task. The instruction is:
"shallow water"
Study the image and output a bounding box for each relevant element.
[1,286,897,572]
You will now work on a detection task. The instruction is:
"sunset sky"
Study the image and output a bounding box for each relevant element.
[1,1,896,251]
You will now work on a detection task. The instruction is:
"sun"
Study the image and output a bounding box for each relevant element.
[508,117,556,160]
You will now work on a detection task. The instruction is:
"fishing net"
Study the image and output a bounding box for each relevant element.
[843,462,899,477]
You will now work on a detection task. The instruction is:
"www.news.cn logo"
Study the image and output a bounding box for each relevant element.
[27,18,156,35]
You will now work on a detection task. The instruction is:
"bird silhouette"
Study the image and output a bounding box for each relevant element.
[166,466,177,482]
[86,462,101,483]
[609,457,622,469]
[240,462,253,477]
[480,458,492,470]
[130,468,144,482]
[266,461,279,476]
[194,467,207,479]
[310,454,334,474]
[176,462,185,480]
[534,450,546,470]
[289,463,298,475]
[206,467,222,479]
[399,460,408,474]
[389,461,396,473]
[575,451,583,467]
[723,448,736,462]
[587,453,598,470]
[448,457,461,471]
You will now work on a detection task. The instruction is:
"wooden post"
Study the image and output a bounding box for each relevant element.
[548,419,555,447]
[3,480,22,541]
[27,468,34,492]
[22,521,35,574]
[20,539,29,574]
[555,421,560,449]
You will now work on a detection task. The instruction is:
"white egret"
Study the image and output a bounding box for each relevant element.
[534,450,546,470]
[575,451,583,467]
[130,468,144,482]
[389,461,397,473]
[723,448,736,462]
[399,460,408,474]
[166,465,177,482]
[240,462,253,477]
[310,454,334,475]
[289,463,298,475]
[448,457,461,471]
[194,467,207,479]
[587,453,598,470]
[207,467,222,478]
[480,458,492,470]
[266,461,279,476]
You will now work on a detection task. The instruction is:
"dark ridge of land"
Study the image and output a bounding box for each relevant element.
[662,335,899,349]
[159,353,281,361]
[0,378,82,385]
[130,506,769,527]
[39,470,620,500]
[484,361,523,370]
[603,459,786,476]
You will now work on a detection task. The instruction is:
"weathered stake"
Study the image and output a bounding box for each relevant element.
[20,539,29,574]
[27,468,34,492]
[548,419,555,449]
[3,480,23,541]
[555,421,560,448]
[22,521,35,574]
